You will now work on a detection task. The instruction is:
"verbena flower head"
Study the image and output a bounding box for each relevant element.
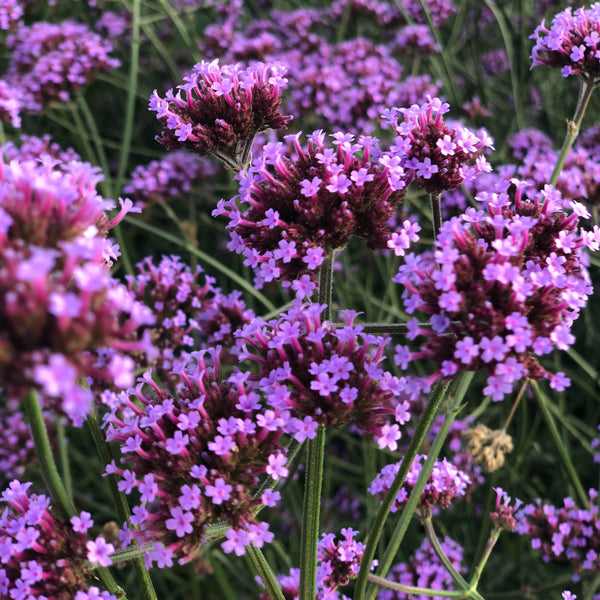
[0,480,116,600]
[517,490,600,575]
[383,96,494,194]
[378,536,465,600]
[400,0,458,27]
[5,20,120,109]
[124,151,219,208]
[124,255,254,379]
[531,3,600,80]
[0,80,22,128]
[0,1,23,31]
[393,179,600,400]
[150,60,292,171]
[0,134,81,165]
[236,302,411,450]
[490,487,522,532]
[0,159,154,424]
[214,131,410,289]
[369,454,470,518]
[104,350,286,564]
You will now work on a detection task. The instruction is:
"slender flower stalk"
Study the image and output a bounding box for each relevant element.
[368,573,466,597]
[247,544,286,600]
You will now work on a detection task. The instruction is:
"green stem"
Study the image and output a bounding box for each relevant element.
[115,0,141,195]
[368,573,467,597]
[246,544,286,600]
[125,216,275,310]
[86,408,157,600]
[549,78,596,187]
[319,251,336,319]
[430,192,442,242]
[22,389,125,598]
[361,371,474,600]
[56,417,72,499]
[354,379,451,600]
[469,530,500,590]
[531,380,589,507]
[299,425,326,600]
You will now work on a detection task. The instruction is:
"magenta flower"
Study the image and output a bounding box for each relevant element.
[104,350,287,564]
[369,454,471,517]
[531,4,600,80]
[236,302,410,448]
[150,60,291,170]
[383,96,494,194]
[214,131,410,289]
[394,179,600,400]
[0,480,117,600]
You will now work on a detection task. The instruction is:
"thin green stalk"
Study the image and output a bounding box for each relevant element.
[86,408,157,600]
[361,371,475,600]
[69,103,99,172]
[368,573,467,597]
[469,530,500,590]
[354,379,451,600]
[22,389,125,598]
[246,544,286,600]
[115,0,141,195]
[430,192,442,242]
[531,380,589,507]
[549,78,596,187]
[299,425,326,600]
[56,417,72,499]
[125,216,275,311]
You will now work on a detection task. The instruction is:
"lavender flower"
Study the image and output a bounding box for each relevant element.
[517,490,600,575]
[377,536,465,600]
[490,487,522,532]
[369,454,470,518]
[0,0,22,30]
[214,131,410,289]
[0,134,81,165]
[5,20,120,109]
[0,480,116,600]
[150,60,292,170]
[104,350,287,564]
[531,4,600,80]
[236,302,410,450]
[0,79,22,128]
[400,0,458,27]
[393,179,600,400]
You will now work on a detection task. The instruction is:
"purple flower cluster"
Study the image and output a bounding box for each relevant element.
[392,25,440,56]
[104,350,287,564]
[124,150,219,208]
[383,96,494,194]
[259,528,372,600]
[394,179,599,400]
[150,60,292,170]
[400,0,458,27]
[517,490,600,575]
[0,158,154,424]
[490,487,522,532]
[4,20,120,110]
[377,536,465,600]
[0,0,22,31]
[236,302,411,449]
[0,134,81,165]
[531,3,600,79]
[214,130,411,289]
[123,254,254,379]
[368,454,471,517]
[0,480,116,600]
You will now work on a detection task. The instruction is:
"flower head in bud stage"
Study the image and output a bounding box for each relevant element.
[0,159,154,424]
[236,301,411,450]
[214,130,409,289]
[104,350,286,564]
[123,255,255,380]
[5,20,120,110]
[150,60,292,171]
[378,536,465,600]
[393,179,600,401]
[531,3,600,81]
[517,490,600,575]
[368,454,471,518]
[382,96,494,194]
[0,480,116,600]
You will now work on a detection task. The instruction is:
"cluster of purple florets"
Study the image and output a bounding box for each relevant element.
[0,480,116,600]
[214,130,410,289]
[394,179,600,400]
[236,302,411,449]
[104,350,287,563]
[517,490,600,574]
[531,3,600,79]
[369,454,471,516]
[150,60,292,170]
